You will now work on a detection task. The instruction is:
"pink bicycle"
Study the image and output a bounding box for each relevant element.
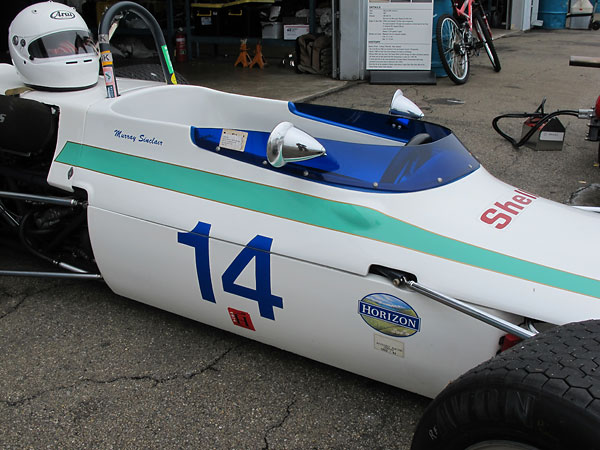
[436,0,501,84]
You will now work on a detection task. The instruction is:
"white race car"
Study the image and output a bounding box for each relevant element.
[2,2,600,449]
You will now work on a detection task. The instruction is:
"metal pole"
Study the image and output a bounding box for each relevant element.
[0,201,19,227]
[402,278,536,340]
[185,0,192,59]
[332,0,337,79]
[310,0,316,34]
[0,191,83,207]
[376,267,536,340]
[0,270,102,280]
[167,0,174,56]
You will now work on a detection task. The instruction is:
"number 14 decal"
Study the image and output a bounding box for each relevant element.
[178,221,283,320]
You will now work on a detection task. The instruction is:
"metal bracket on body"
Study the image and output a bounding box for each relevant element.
[377,268,536,340]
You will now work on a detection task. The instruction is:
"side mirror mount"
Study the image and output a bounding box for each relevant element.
[267,122,326,168]
[389,89,424,119]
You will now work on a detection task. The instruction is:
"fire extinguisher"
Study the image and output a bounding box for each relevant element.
[176,28,187,63]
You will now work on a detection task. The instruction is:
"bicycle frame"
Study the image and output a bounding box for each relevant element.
[454,0,493,35]
[453,0,494,49]
[454,0,475,31]
[436,0,501,84]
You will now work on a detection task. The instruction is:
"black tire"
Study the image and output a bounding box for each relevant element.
[411,320,600,450]
[436,14,470,84]
[114,63,189,84]
[474,11,501,72]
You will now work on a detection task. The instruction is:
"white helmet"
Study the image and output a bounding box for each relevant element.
[9,1,99,90]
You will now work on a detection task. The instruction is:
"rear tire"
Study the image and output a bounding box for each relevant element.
[411,320,600,449]
[436,14,470,84]
[474,11,501,72]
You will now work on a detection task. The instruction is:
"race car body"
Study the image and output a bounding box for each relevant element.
[3,3,600,448]
[2,60,599,399]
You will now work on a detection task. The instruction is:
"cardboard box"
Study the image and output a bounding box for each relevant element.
[283,24,310,40]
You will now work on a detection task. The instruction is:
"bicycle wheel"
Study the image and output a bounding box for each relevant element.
[474,10,501,72]
[436,14,469,84]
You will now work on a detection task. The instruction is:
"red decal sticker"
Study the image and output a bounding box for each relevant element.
[480,189,537,230]
[228,308,255,331]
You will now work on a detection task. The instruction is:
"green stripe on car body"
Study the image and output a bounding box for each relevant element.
[56,142,600,299]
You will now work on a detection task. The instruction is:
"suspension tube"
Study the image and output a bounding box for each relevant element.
[0,270,102,280]
[403,279,536,340]
[0,191,84,207]
[376,267,536,340]
[0,201,19,227]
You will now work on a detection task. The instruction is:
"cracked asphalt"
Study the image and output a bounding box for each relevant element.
[1,245,426,449]
[1,29,600,449]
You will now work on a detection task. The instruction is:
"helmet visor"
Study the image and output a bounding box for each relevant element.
[28,30,97,59]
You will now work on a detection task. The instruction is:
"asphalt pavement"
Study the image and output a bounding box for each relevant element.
[1,28,600,449]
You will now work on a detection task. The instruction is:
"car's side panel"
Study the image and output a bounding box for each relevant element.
[87,206,507,398]
[58,91,600,327]
[4,63,600,400]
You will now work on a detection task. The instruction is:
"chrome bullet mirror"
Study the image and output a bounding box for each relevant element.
[389,89,424,119]
[267,122,326,168]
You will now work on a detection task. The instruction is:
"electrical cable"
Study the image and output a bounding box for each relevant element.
[492,98,579,148]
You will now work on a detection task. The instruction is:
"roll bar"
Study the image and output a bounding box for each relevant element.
[98,1,177,98]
